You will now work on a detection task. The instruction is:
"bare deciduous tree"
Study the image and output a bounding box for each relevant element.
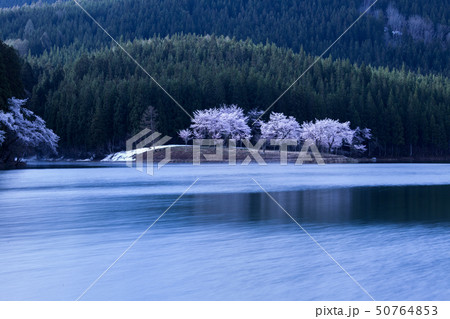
[386,4,405,32]
[140,105,158,132]
[408,15,434,43]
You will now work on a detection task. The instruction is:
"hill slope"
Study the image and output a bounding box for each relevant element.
[0,41,24,110]
[26,35,450,157]
[0,0,64,8]
[0,0,448,75]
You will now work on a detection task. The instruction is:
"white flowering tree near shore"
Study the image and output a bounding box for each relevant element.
[300,118,371,153]
[219,105,252,142]
[178,129,192,145]
[0,98,59,165]
[190,104,251,142]
[260,112,301,140]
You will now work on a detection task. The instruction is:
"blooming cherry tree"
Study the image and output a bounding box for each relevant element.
[260,112,301,140]
[0,98,59,164]
[300,118,354,153]
[218,105,251,141]
[190,107,221,139]
[189,104,251,142]
[178,129,192,145]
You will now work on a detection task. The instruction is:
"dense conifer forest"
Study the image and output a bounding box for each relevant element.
[1,0,448,75]
[0,41,24,110]
[0,0,64,8]
[0,0,449,158]
[24,35,450,157]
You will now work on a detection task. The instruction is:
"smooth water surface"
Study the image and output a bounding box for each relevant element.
[0,163,449,300]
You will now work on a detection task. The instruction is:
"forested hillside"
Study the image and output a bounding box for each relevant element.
[0,41,24,110]
[1,0,449,158]
[0,0,63,8]
[1,0,449,75]
[26,35,450,157]
[1,40,58,166]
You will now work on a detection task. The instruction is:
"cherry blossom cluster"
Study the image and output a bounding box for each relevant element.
[178,105,371,154]
[0,98,59,161]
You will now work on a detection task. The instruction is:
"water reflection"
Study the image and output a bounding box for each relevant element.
[188,186,450,224]
[0,165,449,300]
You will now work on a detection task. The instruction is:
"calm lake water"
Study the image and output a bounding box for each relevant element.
[0,163,449,300]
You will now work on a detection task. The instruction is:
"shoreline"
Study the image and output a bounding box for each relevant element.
[11,146,450,167]
[101,146,450,164]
